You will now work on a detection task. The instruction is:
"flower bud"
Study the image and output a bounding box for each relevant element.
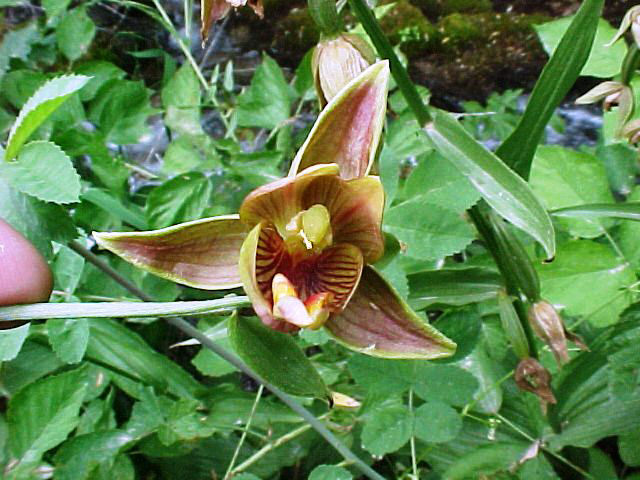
[515,358,556,412]
[528,300,568,366]
[607,6,640,48]
[312,33,376,107]
[622,118,640,144]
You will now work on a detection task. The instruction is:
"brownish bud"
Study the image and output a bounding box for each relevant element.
[312,33,376,107]
[528,300,569,366]
[515,358,556,412]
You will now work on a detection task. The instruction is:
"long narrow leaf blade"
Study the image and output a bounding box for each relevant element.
[426,111,555,258]
[552,202,640,221]
[496,0,604,178]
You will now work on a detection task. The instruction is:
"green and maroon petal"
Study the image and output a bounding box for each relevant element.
[93,215,247,290]
[238,222,298,333]
[289,61,390,180]
[240,164,340,232]
[302,175,385,263]
[325,266,456,359]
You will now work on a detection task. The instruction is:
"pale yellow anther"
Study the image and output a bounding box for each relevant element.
[272,273,297,305]
[283,204,333,253]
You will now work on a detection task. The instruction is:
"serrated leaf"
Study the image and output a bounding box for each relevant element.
[145,172,212,229]
[5,74,89,160]
[1,141,81,204]
[384,198,475,261]
[0,323,30,361]
[56,6,96,61]
[48,318,90,364]
[530,146,614,238]
[426,111,555,258]
[6,366,88,476]
[361,405,412,456]
[537,240,636,327]
[414,400,463,443]
[496,0,604,178]
[228,315,328,398]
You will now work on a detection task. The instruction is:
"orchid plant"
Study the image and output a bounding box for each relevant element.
[93,61,455,360]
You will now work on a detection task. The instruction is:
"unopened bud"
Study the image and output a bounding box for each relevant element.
[528,300,569,366]
[607,6,640,48]
[312,33,375,107]
[515,358,556,413]
[622,118,640,144]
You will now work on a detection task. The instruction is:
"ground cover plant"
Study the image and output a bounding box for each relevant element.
[0,0,639,478]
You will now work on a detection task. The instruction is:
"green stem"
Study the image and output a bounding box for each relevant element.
[621,42,640,85]
[408,389,418,479]
[69,242,384,480]
[348,0,431,126]
[308,0,343,37]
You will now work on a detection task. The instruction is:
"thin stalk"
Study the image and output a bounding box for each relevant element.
[224,384,264,479]
[232,416,327,474]
[621,43,640,85]
[70,241,384,480]
[408,389,418,480]
[348,0,431,126]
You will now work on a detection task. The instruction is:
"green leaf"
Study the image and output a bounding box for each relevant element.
[361,404,412,456]
[53,430,134,480]
[74,61,126,102]
[162,134,221,175]
[455,342,503,414]
[530,146,614,238]
[82,188,149,230]
[48,318,90,364]
[535,17,627,78]
[414,400,463,443]
[537,240,636,327]
[403,150,481,213]
[53,245,85,294]
[5,74,90,160]
[42,0,72,24]
[228,315,328,398]
[0,323,30,361]
[162,63,203,136]
[408,268,502,309]
[1,140,81,204]
[6,366,88,476]
[56,6,96,61]
[552,202,640,222]
[413,365,478,407]
[442,443,527,480]
[309,465,353,480]
[620,188,640,271]
[348,355,418,395]
[496,0,604,178]
[88,79,154,144]
[146,172,212,229]
[0,23,39,77]
[236,54,295,129]
[619,430,640,467]
[384,197,475,261]
[426,111,555,258]
[0,341,63,395]
[430,309,482,363]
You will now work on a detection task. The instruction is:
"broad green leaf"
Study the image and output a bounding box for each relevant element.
[56,6,96,61]
[309,465,353,480]
[162,134,221,175]
[74,61,126,101]
[146,172,212,229]
[553,202,640,222]
[361,404,412,456]
[426,111,555,258]
[0,323,30,361]
[1,70,46,109]
[5,74,90,160]
[413,365,478,407]
[348,355,418,395]
[53,245,84,294]
[236,54,295,129]
[1,141,81,204]
[530,146,614,238]
[619,188,640,271]
[48,318,90,364]
[228,315,328,398]
[442,443,527,480]
[162,63,203,136]
[0,341,63,395]
[6,366,88,476]
[384,197,475,261]
[535,17,627,78]
[414,401,463,443]
[0,178,77,258]
[88,79,154,144]
[619,430,640,467]
[598,143,638,195]
[403,150,480,213]
[86,319,204,399]
[0,23,39,77]
[82,188,149,230]
[53,430,134,480]
[42,0,72,24]
[496,0,604,178]
[456,342,503,414]
[430,309,482,363]
[536,240,636,327]
[408,268,502,309]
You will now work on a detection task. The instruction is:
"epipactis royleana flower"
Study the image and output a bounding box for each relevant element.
[93,61,455,359]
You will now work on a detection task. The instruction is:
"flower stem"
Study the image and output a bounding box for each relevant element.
[408,389,418,479]
[68,241,384,480]
[621,42,640,85]
[348,0,431,126]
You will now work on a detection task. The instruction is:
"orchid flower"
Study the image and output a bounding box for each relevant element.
[94,61,455,359]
